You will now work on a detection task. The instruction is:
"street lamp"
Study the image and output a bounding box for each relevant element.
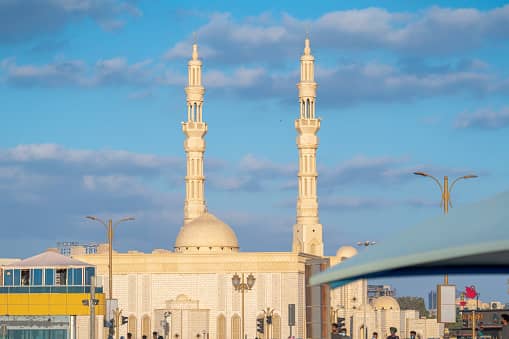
[82,276,99,339]
[232,273,256,339]
[357,241,376,247]
[163,312,172,339]
[413,171,477,283]
[357,241,376,339]
[263,307,275,339]
[86,215,134,339]
[413,172,477,215]
[85,216,135,300]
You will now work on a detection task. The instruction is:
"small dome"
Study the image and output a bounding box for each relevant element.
[336,246,358,260]
[174,212,239,254]
[372,296,400,311]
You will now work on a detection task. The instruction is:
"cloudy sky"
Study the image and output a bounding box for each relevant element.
[1,0,509,302]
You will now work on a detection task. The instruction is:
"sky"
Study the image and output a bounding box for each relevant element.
[1,0,509,303]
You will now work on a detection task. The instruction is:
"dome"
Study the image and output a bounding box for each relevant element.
[174,212,239,253]
[372,296,400,311]
[336,246,358,260]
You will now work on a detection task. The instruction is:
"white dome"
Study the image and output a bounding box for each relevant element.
[336,246,358,260]
[372,296,400,311]
[174,212,239,253]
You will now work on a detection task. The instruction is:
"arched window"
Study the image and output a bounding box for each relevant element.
[306,99,310,118]
[272,313,281,339]
[217,314,226,339]
[141,315,151,338]
[128,315,137,339]
[231,314,241,339]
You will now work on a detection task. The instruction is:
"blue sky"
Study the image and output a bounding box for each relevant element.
[1,0,509,303]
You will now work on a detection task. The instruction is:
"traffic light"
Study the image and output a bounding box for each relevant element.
[337,317,346,329]
[122,316,128,325]
[108,319,115,336]
[256,318,264,334]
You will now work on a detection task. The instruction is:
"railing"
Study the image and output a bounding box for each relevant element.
[0,286,103,294]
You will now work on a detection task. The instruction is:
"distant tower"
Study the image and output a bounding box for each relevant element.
[292,36,324,256]
[182,42,208,223]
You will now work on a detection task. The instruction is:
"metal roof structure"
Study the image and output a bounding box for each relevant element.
[3,250,92,268]
[310,190,509,288]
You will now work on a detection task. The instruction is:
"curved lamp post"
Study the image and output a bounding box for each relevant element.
[413,171,477,283]
[232,273,256,339]
[413,172,478,214]
[85,216,135,300]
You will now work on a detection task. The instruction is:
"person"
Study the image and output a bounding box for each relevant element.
[387,327,399,339]
[338,327,350,339]
[127,334,132,339]
[152,332,158,339]
[410,330,417,339]
[372,332,378,339]
[501,313,509,339]
[142,335,147,339]
[331,323,340,339]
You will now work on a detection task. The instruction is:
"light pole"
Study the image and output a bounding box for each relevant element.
[357,241,376,339]
[413,171,477,283]
[86,215,134,339]
[85,216,135,300]
[232,273,256,339]
[263,307,275,339]
[163,312,172,339]
[82,276,99,339]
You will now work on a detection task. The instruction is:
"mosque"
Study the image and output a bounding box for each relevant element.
[1,37,444,339]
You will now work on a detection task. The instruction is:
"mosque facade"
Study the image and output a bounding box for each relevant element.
[0,37,445,339]
[71,38,330,339]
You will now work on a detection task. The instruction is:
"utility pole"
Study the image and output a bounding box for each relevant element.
[82,276,99,339]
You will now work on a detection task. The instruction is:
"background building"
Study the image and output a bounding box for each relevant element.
[368,285,396,304]
[0,249,105,339]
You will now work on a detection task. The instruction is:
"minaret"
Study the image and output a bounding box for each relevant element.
[292,36,324,256]
[182,42,208,224]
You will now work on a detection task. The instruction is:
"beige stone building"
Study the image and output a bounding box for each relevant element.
[73,38,330,339]
[329,249,444,339]
[68,37,444,339]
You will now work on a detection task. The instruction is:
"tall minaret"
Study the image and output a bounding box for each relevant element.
[182,41,208,224]
[292,36,324,256]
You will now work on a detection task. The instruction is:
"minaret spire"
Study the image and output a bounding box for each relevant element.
[292,36,323,256]
[182,41,207,223]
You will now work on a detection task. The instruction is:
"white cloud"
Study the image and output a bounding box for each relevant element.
[0,0,142,44]
[1,56,155,88]
[454,107,509,129]
[163,5,509,66]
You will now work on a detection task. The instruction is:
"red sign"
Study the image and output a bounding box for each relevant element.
[465,286,477,299]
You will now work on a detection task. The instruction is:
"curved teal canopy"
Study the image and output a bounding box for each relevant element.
[310,190,509,289]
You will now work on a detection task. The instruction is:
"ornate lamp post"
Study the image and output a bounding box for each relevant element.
[232,273,256,339]
[413,172,477,284]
